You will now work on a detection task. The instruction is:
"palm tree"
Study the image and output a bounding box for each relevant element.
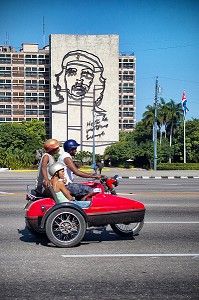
[142,105,159,140]
[142,100,183,163]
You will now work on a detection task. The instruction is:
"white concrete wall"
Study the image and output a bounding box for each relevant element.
[50,34,119,154]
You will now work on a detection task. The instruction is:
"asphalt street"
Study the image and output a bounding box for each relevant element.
[0,170,198,299]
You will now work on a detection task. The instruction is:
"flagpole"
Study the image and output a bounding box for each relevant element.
[182,91,188,164]
[184,111,186,163]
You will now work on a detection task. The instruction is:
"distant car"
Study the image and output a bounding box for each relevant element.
[25,175,145,248]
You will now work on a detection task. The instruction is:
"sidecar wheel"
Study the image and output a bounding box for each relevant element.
[45,208,86,248]
[110,221,144,237]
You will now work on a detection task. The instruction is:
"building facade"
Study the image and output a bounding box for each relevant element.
[0,35,136,154]
[119,54,136,131]
[0,44,50,135]
[50,34,119,154]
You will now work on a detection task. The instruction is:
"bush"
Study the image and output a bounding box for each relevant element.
[157,163,199,170]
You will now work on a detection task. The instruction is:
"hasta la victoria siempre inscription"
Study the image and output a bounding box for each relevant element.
[53,50,108,140]
[86,116,109,140]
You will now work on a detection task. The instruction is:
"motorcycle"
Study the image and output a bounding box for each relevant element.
[24,175,145,248]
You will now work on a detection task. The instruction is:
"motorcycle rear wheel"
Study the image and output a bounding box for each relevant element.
[110,221,144,237]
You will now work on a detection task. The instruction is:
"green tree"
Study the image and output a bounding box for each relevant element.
[142,105,155,136]
[177,118,199,163]
[166,100,184,147]
[0,120,46,169]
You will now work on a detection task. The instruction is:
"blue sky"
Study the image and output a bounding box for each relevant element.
[1,0,199,122]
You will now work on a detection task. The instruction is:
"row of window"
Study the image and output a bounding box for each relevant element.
[0,54,48,58]
[0,92,49,96]
[120,95,134,99]
[119,119,135,124]
[119,58,135,62]
[119,88,134,93]
[119,112,135,117]
[0,104,49,109]
[0,117,49,122]
[0,109,49,115]
[0,79,49,84]
[119,83,135,87]
[119,103,135,111]
[0,66,49,72]
[119,101,134,106]
[0,58,49,65]
[119,75,135,81]
[0,86,49,90]
[0,97,49,103]
[119,124,135,129]
[119,63,134,69]
[119,107,135,112]
[119,70,134,74]
[0,66,48,71]
[0,72,49,78]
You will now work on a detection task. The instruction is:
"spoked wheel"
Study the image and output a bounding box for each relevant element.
[45,208,86,248]
[110,221,144,237]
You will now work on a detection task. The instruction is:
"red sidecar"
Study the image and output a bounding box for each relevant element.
[25,176,145,248]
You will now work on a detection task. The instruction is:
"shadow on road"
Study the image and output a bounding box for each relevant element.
[18,226,136,248]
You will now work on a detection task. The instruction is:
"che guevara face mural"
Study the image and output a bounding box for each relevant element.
[52,50,108,141]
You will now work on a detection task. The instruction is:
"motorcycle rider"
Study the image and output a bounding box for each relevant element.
[58,139,101,201]
[35,139,60,195]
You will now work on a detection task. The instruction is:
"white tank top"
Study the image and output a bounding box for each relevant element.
[58,152,74,184]
[36,153,55,189]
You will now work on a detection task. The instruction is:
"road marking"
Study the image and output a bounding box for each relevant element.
[146,204,199,207]
[62,253,199,258]
[0,192,25,196]
[145,221,199,224]
[117,192,199,196]
[0,191,14,195]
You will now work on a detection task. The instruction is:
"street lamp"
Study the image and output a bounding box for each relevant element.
[92,86,96,165]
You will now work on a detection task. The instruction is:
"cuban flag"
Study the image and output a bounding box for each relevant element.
[182,91,189,114]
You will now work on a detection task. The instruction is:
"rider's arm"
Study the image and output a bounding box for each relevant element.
[64,157,101,179]
[41,155,50,188]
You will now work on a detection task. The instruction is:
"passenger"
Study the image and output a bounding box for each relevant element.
[58,139,101,201]
[49,162,91,208]
[49,162,73,202]
[35,139,60,195]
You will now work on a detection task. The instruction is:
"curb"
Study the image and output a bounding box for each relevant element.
[0,168,10,172]
[121,176,199,179]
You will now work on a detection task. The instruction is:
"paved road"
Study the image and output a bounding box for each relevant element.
[1,167,199,178]
[0,172,198,299]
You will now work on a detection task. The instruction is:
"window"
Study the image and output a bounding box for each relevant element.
[26,110,37,115]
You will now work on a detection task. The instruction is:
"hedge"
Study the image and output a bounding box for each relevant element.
[157,163,199,170]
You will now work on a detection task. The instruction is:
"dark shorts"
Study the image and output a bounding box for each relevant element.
[67,183,93,198]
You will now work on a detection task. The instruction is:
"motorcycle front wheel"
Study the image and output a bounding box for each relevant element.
[110,221,144,237]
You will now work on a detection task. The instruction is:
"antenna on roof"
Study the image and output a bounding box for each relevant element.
[42,16,45,47]
[6,32,9,46]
